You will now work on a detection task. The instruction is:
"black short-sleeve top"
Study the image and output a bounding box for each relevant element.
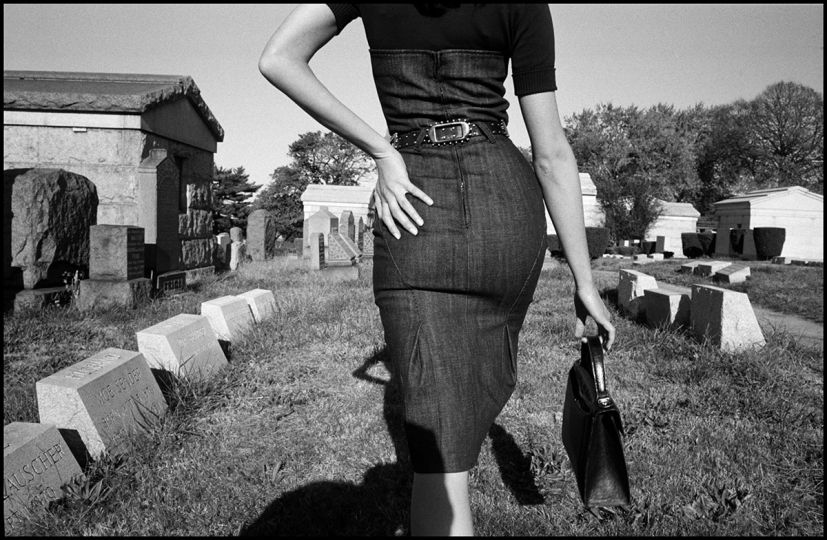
[326,3,556,96]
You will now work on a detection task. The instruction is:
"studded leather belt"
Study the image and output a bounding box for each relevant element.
[391,119,509,149]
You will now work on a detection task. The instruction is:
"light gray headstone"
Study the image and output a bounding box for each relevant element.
[229,241,245,271]
[237,289,277,323]
[136,314,228,381]
[679,261,701,273]
[4,422,84,533]
[229,227,244,243]
[36,348,167,459]
[644,288,690,329]
[647,253,665,261]
[694,260,732,277]
[713,264,751,284]
[89,225,144,281]
[618,269,658,321]
[200,296,255,341]
[246,209,276,261]
[632,254,653,265]
[690,285,765,352]
[655,236,666,253]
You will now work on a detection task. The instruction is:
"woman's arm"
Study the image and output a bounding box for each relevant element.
[519,91,616,351]
[258,4,431,239]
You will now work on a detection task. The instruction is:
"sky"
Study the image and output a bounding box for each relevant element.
[3,4,824,192]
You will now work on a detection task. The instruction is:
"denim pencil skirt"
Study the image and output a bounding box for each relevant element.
[372,133,547,473]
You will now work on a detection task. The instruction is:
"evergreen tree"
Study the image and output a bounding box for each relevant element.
[212,166,262,234]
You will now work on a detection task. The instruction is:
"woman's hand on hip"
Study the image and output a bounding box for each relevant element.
[373,148,433,239]
[573,285,616,352]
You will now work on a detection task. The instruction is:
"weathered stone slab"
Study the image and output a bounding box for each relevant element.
[694,260,732,277]
[36,348,167,459]
[356,218,365,251]
[339,210,356,243]
[136,314,228,381]
[9,168,98,289]
[4,422,84,533]
[215,233,231,270]
[632,254,653,265]
[617,269,658,320]
[200,295,255,341]
[362,229,374,258]
[155,271,186,295]
[310,233,325,270]
[76,277,151,311]
[89,225,144,281]
[237,289,276,323]
[229,227,244,243]
[690,285,766,353]
[655,236,666,253]
[229,242,245,271]
[713,264,751,284]
[246,209,276,261]
[328,231,360,262]
[679,261,701,273]
[644,288,690,329]
[13,287,66,312]
[771,256,789,265]
[647,253,665,261]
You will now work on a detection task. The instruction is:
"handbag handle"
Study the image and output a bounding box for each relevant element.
[582,336,614,408]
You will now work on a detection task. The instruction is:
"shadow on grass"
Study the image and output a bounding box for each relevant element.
[238,346,413,536]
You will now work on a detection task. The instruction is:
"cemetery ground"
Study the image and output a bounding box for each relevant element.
[3,257,823,536]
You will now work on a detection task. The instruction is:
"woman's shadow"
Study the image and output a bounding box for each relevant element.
[239,346,543,536]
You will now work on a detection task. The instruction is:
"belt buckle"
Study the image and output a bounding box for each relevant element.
[428,120,471,144]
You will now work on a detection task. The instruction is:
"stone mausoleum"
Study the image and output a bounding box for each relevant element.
[3,71,224,282]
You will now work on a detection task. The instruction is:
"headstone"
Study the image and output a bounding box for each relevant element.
[4,422,84,533]
[136,314,228,381]
[89,225,144,281]
[137,149,180,279]
[327,231,360,262]
[622,240,630,247]
[655,236,666,253]
[246,209,276,261]
[237,289,277,323]
[632,254,652,265]
[356,218,365,252]
[306,207,339,260]
[8,168,98,289]
[694,260,732,277]
[361,229,374,258]
[617,269,658,321]
[690,285,765,352]
[310,233,325,270]
[771,256,789,265]
[200,296,255,341]
[229,227,244,243]
[644,288,690,329]
[339,211,356,243]
[155,271,187,295]
[76,277,152,311]
[647,253,665,261]
[713,264,751,284]
[36,348,167,459]
[215,233,231,270]
[229,242,245,271]
[679,261,701,273]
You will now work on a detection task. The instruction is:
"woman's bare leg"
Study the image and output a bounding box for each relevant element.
[410,471,474,536]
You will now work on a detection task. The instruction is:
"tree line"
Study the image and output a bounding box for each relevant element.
[213,81,823,242]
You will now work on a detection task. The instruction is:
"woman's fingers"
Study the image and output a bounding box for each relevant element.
[385,196,418,236]
[407,184,434,207]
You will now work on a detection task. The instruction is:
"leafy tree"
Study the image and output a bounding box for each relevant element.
[212,166,261,234]
[746,81,823,193]
[253,131,375,240]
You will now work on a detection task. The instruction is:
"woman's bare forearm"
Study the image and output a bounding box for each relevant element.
[257,4,392,159]
[534,147,596,292]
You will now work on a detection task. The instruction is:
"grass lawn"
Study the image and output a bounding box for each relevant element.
[3,257,823,536]
[591,256,824,324]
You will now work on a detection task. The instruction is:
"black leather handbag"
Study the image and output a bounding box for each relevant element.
[562,336,631,507]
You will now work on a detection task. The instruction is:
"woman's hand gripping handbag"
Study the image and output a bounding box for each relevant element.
[561,336,631,507]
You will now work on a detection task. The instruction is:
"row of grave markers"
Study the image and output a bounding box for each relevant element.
[617,268,765,353]
[4,289,277,532]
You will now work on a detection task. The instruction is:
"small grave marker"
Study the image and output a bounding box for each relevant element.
[36,348,167,459]
[237,289,277,323]
[136,314,228,381]
[4,422,85,534]
[694,260,732,277]
[644,288,690,329]
[713,264,751,284]
[200,296,255,341]
[618,269,658,321]
[690,285,765,352]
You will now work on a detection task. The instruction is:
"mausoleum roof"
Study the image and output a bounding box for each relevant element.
[654,199,701,217]
[713,185,823,207]
[3,71,224,141]
[301,184,375,204]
